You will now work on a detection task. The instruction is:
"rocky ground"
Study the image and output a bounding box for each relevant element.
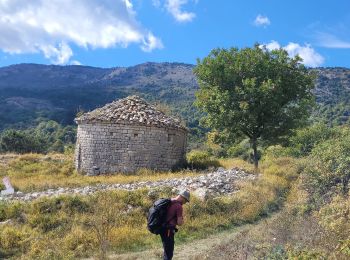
[0,167,255,202]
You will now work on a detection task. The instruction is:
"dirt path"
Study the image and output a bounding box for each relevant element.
[103,224,255,260]
[85,211,284,260]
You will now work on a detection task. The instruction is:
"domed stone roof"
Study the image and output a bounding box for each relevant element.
[75,95,187,131]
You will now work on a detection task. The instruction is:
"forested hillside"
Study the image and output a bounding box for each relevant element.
[0,62,198,131]
[313,67,350,125]
[0,63,349,134]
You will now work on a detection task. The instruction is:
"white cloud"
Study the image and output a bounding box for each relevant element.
[263,41,324,67]
[153,0,196,23]
[254,14,270,27]
[264,40,280,50]
[141,32,164,52]
[0,0,163,64]
[71,60,82,65]
[41,43,73,65]
[315,32,350,48]
[166,0,196,23]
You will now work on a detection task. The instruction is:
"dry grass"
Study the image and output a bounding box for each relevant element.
[0,153,258,193]
[0,153,202,192]
[0,154,298,259]
[218,157,255,172]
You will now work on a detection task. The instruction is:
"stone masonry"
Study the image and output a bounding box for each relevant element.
[75,96,188,174]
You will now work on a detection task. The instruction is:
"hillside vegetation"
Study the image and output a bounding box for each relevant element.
[0,63,350,149]
[0,156,294,259]
[2,123,350,259]
[1,61,350,259]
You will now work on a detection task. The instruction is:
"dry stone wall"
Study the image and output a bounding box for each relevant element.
[75,122,187,174]
[0,168,256,202]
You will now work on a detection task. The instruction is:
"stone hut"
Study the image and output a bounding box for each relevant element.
[74,96,188,174]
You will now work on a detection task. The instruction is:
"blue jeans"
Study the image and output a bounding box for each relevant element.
[160,228,175,260]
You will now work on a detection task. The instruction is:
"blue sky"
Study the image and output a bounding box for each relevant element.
[0,0,349,68]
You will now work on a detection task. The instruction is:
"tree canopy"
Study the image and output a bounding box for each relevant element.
[193,44,315,169]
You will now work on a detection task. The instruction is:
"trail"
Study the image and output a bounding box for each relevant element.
[83,210,284,260]
[101,222,260,260]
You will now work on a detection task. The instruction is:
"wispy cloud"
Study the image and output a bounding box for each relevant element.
[166,0,196,22]
[315,32,350,48]
[263,40,324,67]
[254,15,270,27]
[71,60,82,66]
[0,0,163,64]
[154,0,197,23]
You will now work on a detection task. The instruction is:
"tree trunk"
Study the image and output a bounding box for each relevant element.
[252,138,259,172]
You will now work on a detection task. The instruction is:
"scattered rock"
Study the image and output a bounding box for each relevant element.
[0,168,256,202]
[193,188,210,201]
[0,219,13,225]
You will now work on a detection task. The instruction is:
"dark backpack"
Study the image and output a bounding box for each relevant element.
[147,198,171,234]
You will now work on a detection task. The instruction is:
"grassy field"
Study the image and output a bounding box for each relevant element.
[0,153,207,193]
[0,152,298,259]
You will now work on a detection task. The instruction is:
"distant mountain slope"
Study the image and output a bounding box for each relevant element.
[0,62,199,130]
[313,67,350,124]
[0,63,349,131]
[0,63,109,89]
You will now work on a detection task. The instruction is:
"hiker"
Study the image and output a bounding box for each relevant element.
[160,189,190,260]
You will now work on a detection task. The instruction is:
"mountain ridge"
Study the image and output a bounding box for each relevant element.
[0,63,349,131]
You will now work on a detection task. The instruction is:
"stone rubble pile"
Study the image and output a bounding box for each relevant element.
[0,168,255,202]
[75,95,186,130]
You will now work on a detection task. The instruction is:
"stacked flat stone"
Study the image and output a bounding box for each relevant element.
[74,96,188,174]
[75,95,186,131]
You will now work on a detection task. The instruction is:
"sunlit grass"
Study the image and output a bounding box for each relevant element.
[0,153,201,192]
[0,154,299,259]
[219,157,256,172]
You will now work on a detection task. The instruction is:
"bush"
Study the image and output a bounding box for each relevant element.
[287,123,340,157]
[302,134,350,199]
[62,226,96,258]
[0,226,30,255]
[0,201,24,221]
[227,139,262,162]
[186,150,221,169]
[263,145,295,159]
[318,195,350,237]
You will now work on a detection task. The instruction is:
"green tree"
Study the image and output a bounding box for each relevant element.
[0,129,45,154]
[193,44,315,169]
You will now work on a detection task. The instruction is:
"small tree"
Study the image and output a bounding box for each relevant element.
[84,192,126,260]
[194,44,315,170]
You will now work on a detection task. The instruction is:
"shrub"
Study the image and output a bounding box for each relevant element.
[263,145,295,159]
[227,139,262,162]
[287,123,341,157]
[186,150,221,169]
[302,134,350,199]
[0,226,30,255]
[84,191,129,259]
[318,195,350,237]
[62,226,96,258]
[0,201,24,221]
